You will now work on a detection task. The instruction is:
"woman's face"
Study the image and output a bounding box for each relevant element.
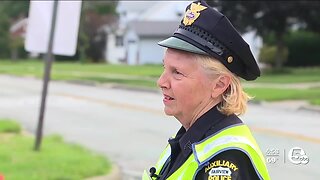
[157,49,217,128]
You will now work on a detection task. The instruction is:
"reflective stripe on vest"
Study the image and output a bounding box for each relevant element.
[144,124,270,180]
[142,143,172,180]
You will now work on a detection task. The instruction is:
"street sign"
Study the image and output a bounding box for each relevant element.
[24,0,82,151]
[25,1,82,56]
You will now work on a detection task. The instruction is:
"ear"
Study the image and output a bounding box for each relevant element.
[211,75,231,98]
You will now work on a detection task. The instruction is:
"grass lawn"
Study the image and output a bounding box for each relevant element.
[0,59,319,104]
[1,60,320,84]
[256,67,320,83]
[310,99,320,106]
[0,119,111,180]
[0,60,161,88]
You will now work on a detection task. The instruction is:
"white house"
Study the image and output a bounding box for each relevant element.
[104,1,191,65]
[242,30,263,63]
[104,1,262,65]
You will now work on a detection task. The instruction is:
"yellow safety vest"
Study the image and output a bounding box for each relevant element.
[142,124,270,180]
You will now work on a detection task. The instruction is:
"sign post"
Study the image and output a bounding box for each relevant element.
[25,0,82,151]
[33,0,58,151]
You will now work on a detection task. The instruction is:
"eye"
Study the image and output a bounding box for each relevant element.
[172,69,184,79]
[173,69,182,75]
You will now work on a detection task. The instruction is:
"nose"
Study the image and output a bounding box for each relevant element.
[157,71,170,89]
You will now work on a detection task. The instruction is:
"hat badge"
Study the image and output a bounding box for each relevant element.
[183,2,207,26]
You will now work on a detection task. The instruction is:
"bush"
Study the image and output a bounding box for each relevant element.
[259,44,288,67]
[284,31,320,67]
[261,31,320,67]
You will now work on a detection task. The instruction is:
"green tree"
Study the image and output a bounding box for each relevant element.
[0,1,29,18]
[0,1,29,59]
[208,1,320,69]
[77,1,118,62]
[0,13,10,58]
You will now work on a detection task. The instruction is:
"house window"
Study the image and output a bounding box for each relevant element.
[116,35,123,47]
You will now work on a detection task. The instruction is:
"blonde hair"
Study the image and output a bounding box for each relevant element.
[195,54,252,116]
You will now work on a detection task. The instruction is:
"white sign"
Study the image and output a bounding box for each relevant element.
[25,1,82,56]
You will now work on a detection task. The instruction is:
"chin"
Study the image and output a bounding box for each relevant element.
[164,107,175,116]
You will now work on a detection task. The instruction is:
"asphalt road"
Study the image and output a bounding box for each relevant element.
[0,75,319,180]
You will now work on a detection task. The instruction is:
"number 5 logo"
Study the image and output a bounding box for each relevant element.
[288,147,309,165]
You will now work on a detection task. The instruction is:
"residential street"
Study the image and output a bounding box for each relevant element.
[0,75,319,180]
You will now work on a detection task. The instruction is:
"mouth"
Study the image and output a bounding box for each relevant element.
[163,94,175,101]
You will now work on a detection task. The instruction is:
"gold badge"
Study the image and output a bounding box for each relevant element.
[183,2,207,26]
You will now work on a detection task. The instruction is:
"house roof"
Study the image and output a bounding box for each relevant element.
[117,1,155,14]
[10,18,28,38]
[128,21,179,37]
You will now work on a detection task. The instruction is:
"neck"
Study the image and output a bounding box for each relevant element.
[179,98,221,130]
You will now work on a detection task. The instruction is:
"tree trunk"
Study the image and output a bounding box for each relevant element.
[11,48,18,61]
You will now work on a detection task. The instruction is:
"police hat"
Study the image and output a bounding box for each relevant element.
[158,0,260,81]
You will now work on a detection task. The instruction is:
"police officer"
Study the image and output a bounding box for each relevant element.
[142,0,270,179]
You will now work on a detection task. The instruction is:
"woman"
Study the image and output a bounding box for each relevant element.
[143,0,270,180]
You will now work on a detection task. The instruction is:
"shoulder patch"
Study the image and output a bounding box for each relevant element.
[205,160,238,180]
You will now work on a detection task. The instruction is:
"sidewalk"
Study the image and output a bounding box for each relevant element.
[104,81,320,113]
[254,100,320,113]
[243,81,320,113]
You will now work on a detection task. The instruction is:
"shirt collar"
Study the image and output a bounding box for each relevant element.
[178,105,227,157]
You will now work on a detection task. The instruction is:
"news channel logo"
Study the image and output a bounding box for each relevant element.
[265,147,309,165]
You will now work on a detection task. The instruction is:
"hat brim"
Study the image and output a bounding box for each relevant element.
[158,37,208,55]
